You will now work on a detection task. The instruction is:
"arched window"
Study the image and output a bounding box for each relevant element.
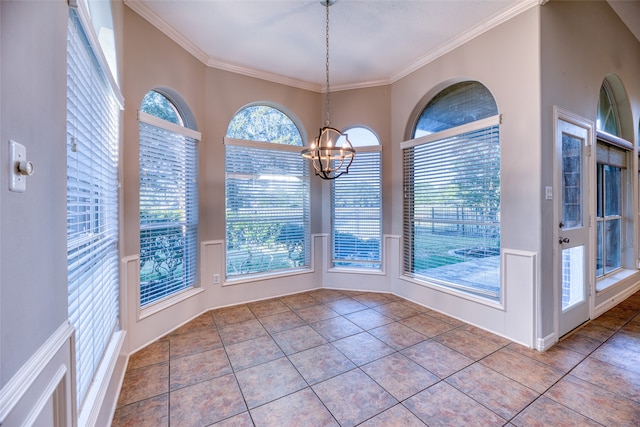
[140,90,182,125]
[401,81,501,301]
[597,80,620,137]
[139,89,200,306]
[331,126,382,269]
[595,77,633,282]
[225,105,309,278]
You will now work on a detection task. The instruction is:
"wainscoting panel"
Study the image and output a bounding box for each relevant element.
[0,321,74,427]
[502,249,537,347]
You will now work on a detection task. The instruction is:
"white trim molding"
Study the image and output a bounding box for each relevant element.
[537,333,557,352]
[0,321,75,426]
[77,331,126,427]
[594,279,640,318]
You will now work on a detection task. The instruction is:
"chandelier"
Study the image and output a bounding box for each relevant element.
[301,0,355,180]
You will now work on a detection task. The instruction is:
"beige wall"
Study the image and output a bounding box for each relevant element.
[0,0,69,384]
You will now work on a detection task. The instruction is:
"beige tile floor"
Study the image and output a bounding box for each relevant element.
[112,289,640,426]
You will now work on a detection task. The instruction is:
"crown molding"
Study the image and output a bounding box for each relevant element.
[389,0,540,84]
[125,0,540,93]
[329,77,393,93]
[206,58,323,92]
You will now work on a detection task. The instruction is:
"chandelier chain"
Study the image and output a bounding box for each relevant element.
[300,0,355,180]
[325,0,331,127]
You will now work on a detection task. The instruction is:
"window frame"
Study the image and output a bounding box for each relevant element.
[596,162,623,277]
[66,4,122,413]
[138,100,200,308]
[330,126,383,271]
[595,131,632,285]
[594,76,635,292]
[401,92,502,303]
[224,105,310,282]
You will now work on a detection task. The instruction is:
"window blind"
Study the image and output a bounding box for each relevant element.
[66,8,120,408]
[139,120,198,306]
[403,124,501,299]
[225,140,310,277]
[331,148,382,268]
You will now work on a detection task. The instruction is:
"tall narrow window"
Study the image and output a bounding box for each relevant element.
[595,79,632,282]
[401,81,501,301]
[139,90,199,306]
[225,105,310,278]
[67,7,121,408]
[596,153,623,276]
[331,127,382,269]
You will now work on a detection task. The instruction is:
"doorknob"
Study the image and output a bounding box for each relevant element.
[558,237,569,244]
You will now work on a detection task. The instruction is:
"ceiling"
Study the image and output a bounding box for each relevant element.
[125,0,640,93]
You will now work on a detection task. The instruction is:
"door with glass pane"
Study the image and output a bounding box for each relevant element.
[555,114,592,337]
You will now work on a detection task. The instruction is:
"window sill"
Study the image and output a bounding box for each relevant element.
[224,268,313,287]
[399,274,504,310]
[596,268,637,293]
[328,266,385,276]
[138,287,204,321]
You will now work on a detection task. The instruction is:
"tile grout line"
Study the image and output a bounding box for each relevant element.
[115,291,640,426]
[501,311,640,426]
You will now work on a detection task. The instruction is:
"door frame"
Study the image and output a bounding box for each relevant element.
[552,106,596,339]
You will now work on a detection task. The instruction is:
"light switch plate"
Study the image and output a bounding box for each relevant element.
[9,140,27,192]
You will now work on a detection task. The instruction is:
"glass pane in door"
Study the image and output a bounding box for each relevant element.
[562,245,585,311]
[562,133,582,229]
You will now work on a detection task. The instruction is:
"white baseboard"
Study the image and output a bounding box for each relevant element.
[536,332,556,352]
[594,281,640,318]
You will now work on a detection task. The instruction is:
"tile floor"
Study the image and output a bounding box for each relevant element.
[112,289,640,426]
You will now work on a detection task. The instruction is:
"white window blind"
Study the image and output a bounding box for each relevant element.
[67,8,120,408]
[225,139,310,277]
[403,122,501,300]
[331,147,382,268]
[139,115,198,306]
